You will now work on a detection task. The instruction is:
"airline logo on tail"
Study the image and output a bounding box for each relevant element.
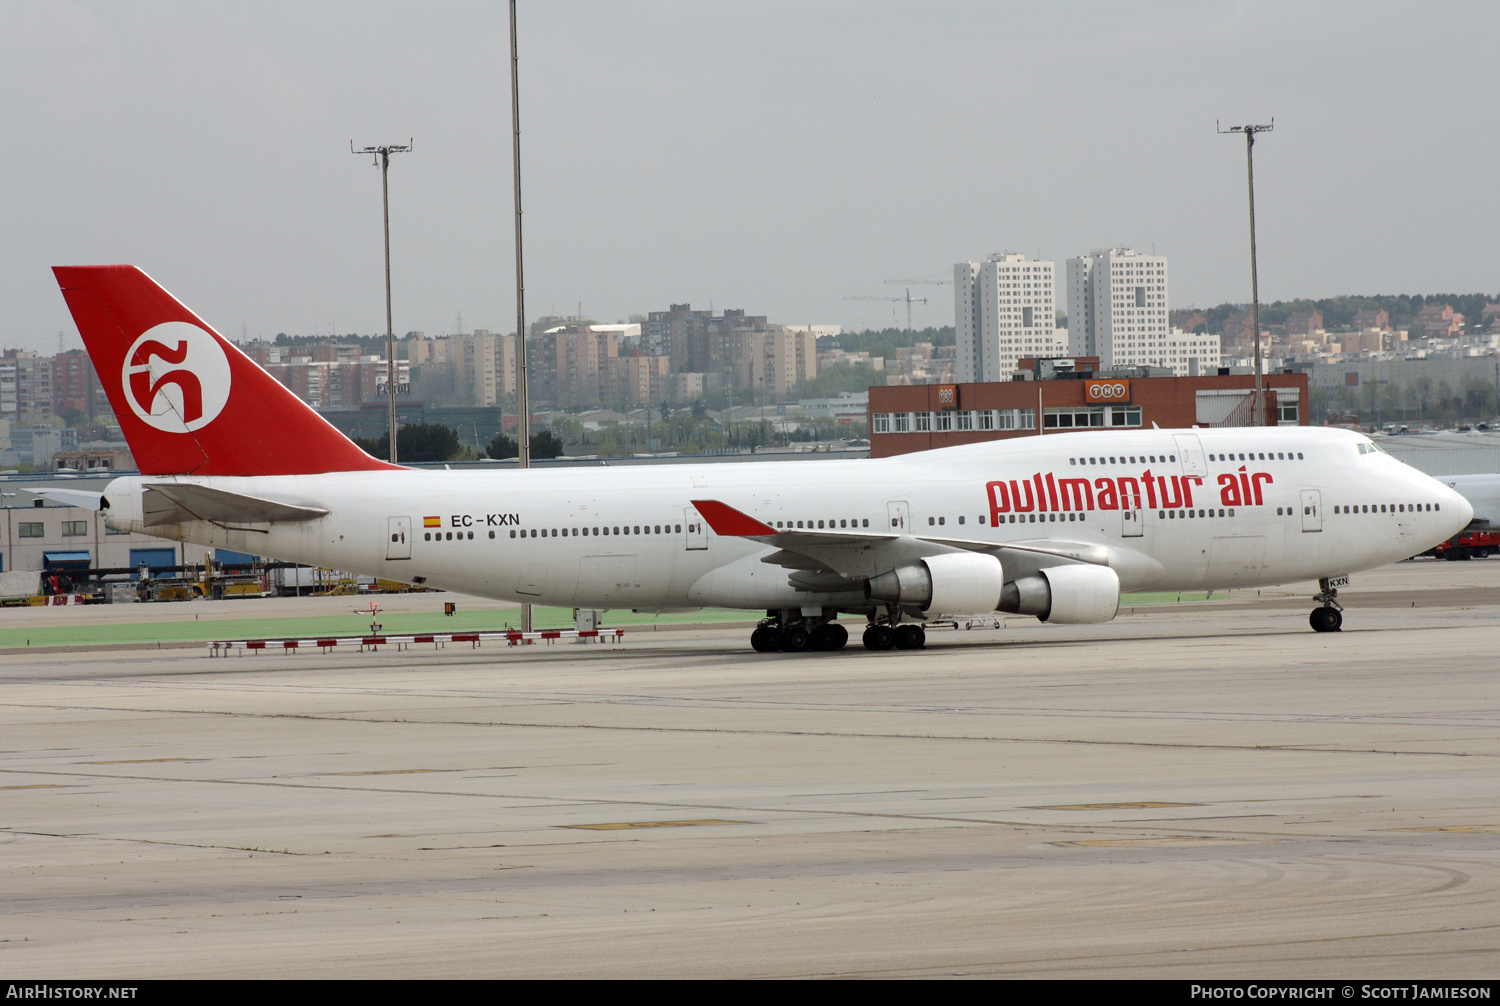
[122,321,232,434]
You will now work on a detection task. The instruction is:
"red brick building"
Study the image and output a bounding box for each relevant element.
[868,360,1307,457]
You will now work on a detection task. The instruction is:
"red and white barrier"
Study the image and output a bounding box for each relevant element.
[208,627,625,656]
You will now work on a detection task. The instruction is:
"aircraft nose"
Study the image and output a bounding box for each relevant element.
[1442,482,1474,532]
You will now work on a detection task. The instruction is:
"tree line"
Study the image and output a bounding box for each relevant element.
[1310,375,1499,427]
[1192,294,1498,335]
[354,424,564,463]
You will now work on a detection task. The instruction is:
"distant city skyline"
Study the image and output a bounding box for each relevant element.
[4,1,1500,354]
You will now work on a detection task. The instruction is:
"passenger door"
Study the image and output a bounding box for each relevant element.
[1300,489,1323,532]
[684,506,707,550]
[1173,433,1208,478]
[1119,480,1143,537]
[887,500,911,533]
[386,516,412,559]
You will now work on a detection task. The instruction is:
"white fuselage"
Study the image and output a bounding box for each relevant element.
[101,427,1471,613]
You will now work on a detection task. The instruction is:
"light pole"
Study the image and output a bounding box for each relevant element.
[352,138,412,461]
[509,0,533,632]
[1219,118,1273,425]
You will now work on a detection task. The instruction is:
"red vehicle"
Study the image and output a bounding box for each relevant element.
[1428,531,1500,560]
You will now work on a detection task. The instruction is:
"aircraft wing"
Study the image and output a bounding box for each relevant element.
[691,498,1110,582]
[142,483,329,528]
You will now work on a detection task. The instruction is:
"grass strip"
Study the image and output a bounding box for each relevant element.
[0,592,1216,649]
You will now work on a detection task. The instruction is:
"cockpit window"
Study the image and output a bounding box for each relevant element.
[1356,442,1387,456]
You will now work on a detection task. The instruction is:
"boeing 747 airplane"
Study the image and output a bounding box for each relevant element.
[47,266,1473,651]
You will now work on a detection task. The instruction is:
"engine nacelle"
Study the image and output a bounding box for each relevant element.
[998,564,1120,624]
[866,552,1005,614]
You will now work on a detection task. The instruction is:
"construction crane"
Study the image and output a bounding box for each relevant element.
[884,278,953,286]
[844,288,928,334]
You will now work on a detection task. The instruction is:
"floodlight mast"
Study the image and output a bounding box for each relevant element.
[509,0,532,632]
[1218,118,1273,425]
[352,138,413,461]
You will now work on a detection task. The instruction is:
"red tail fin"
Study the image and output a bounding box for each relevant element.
[53,266,397,476]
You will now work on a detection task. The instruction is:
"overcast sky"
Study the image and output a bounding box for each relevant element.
[3,1,1498,353]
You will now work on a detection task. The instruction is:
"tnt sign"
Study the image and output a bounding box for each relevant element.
[1083,379,1131,404]
[936,384,959,410]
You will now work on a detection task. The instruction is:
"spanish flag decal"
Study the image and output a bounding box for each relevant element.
[423,516,441,528]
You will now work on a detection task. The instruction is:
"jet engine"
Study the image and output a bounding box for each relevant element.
[865,552,1005,614]
[998,564,1120,624]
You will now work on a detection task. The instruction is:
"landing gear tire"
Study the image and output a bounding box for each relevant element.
[1309,606,1342,633]
[862,625,895,651]
[812,623,848,651]
[894,624,926,649]
[750,625,781,652]
[780,626,811,653]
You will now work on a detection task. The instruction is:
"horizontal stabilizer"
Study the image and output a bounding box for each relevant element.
[26,488,106,511]
[143,483,328,527]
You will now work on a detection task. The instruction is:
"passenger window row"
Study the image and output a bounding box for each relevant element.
[773,519,870,529]
[1068,451,1305,465]
[508,524,684,538]
[1069,453,1178,465]
[1335,503,1438,514]
[425,524,691,542]
[1210,451,1303,461]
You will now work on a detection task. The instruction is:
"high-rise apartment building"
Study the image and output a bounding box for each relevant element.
[1066,247,1219,376]
[406,330,517,407]
[0,358,18,416]
[642,305,812,394]
[733,327,818,398]
[1066,247,1171,367]
[52,350,101,419]
[609,354,672,406]
[0,350,56,422]
[954,253,1064,383]
[531,325,625,407]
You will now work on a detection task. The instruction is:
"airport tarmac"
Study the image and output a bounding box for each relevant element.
[2,560,1498,978]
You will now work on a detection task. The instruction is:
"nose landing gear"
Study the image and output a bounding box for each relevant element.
[1309,606,1342,632]
[1309,576,1346,632]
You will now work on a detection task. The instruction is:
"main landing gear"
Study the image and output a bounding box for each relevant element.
[862,623,926,650]
[748,606,930,653]
[750,614,849,653]
[862,606,926,651]
[1309,576,1345,633]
